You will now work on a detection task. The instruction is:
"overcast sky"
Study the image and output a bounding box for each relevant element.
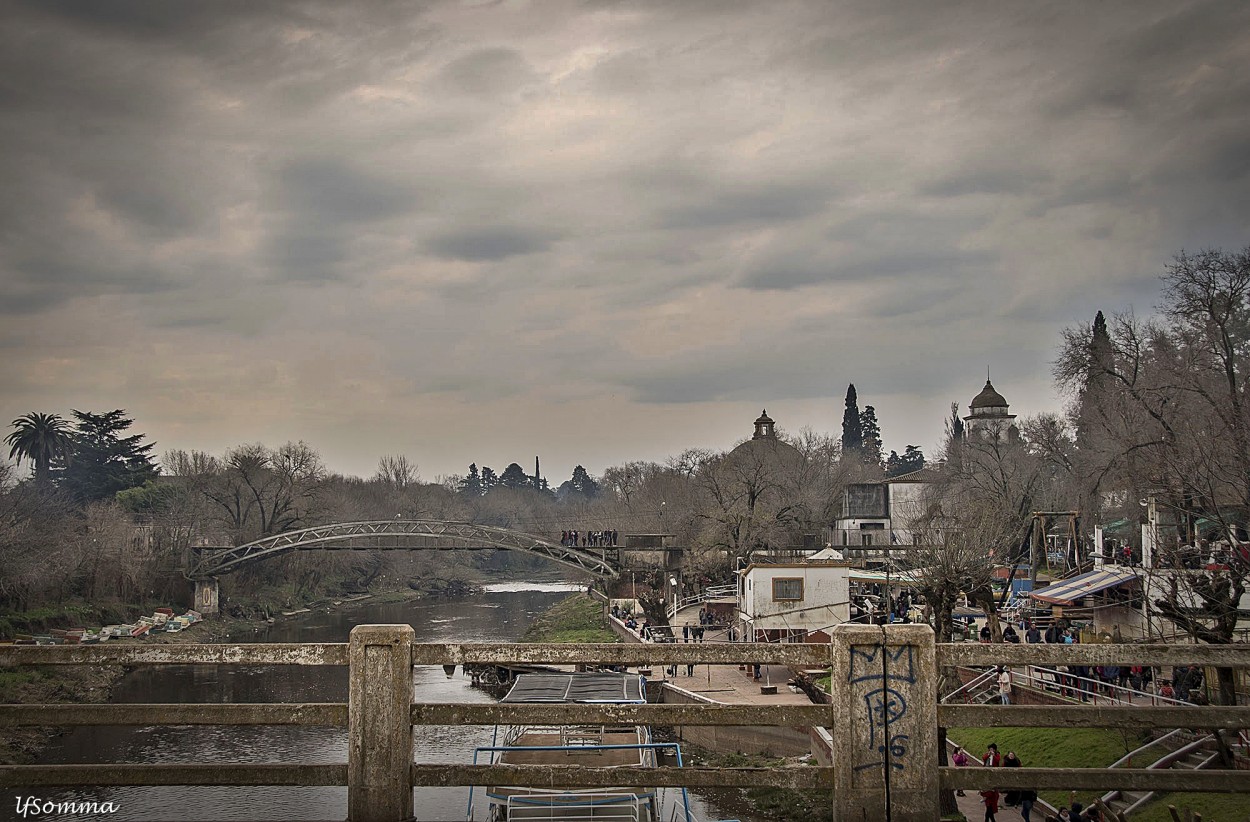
[2,0,1248,484]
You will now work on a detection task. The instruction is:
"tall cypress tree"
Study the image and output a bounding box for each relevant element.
[1076,310,1114,450]
[841,384,862,458]
[860,405,883,468]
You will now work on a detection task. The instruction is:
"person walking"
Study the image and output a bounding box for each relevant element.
[1018,787,1037,821]
[998,667,1012,704]
[1002,751,1022,806]
[980,788,999,822]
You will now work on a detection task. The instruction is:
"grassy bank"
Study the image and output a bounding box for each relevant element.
[522,594,619,643]
[948,726,1142,810]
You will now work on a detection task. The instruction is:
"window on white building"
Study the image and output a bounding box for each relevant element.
[772,577,803,601]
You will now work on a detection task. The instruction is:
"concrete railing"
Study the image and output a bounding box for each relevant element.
[3,628,1250,821]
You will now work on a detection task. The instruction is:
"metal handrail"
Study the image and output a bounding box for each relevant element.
[942,667,998,702]
[1020,665,1193,707]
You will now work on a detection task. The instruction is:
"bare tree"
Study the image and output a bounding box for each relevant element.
[200,441,327,541]
[1056,248,1250,704]
[374,455,419,489]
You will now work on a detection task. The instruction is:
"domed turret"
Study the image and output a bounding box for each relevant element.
[963,378,1018,443]
[970,380,1009,413]
[752,409,776,440]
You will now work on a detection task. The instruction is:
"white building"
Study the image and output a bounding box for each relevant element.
[736,560,850,643]
[833,468,939,549]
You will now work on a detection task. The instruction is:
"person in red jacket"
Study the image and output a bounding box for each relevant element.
[980,788,1000,822]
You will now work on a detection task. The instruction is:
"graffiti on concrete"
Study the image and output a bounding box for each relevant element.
[849,644,916,774]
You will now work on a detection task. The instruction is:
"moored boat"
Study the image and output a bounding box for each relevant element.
[468,672,693,822]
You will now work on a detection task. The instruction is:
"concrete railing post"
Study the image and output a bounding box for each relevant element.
[194,578,220,615]
[829,624,938,821]
[348,624,415,822]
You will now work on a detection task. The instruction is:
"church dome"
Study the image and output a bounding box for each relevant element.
[727,409,803,466]
[970,379,1009,410]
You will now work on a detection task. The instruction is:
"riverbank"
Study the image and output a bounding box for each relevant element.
[0,575,519,765]
[521,593,618,643]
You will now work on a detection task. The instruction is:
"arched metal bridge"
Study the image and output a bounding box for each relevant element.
[188,520,619,579]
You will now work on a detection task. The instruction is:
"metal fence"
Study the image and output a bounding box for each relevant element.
[2,626,1250,821]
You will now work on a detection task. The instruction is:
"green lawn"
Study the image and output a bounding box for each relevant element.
[522,594,619,643]
[1131,793,1250,821]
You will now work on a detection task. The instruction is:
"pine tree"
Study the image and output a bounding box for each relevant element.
[569,465,600,498]
[860,405,883,468]
[841,384,862,458]
[57,409,158,502]
[885,450,902,476]
[500,462,530,489]
[480,466,498,491]
[459,463,482,496]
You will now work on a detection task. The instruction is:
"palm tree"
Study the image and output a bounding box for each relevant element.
[5,412,73,488]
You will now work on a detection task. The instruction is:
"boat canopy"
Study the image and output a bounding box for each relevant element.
[1030,567,1138,606]
[500,672,646,704]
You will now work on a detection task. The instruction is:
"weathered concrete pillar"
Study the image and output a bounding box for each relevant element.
[194,578,219,615]
[829,624,938,821]
[348,624,415,822]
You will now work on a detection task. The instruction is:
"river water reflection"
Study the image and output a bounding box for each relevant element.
[34,583,754,822]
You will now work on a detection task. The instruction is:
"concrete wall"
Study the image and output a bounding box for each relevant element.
[659,682,812,758]
[886,481,930,544]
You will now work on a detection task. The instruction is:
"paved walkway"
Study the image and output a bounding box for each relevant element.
[625,603,812,706]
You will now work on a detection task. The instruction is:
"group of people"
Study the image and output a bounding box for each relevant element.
[954,743,1038,821]
[611,605,647,635]
[1169,664,1206,703]
[559,529,618,547]
[955,743,1108,821]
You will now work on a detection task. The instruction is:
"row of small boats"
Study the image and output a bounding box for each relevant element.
[7,608,202,645]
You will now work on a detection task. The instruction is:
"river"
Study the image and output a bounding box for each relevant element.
[31,582,756,822]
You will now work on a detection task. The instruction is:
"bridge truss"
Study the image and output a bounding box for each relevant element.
[189,520,619,580]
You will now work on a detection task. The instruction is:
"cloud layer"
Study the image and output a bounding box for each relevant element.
[2,0,1248,481]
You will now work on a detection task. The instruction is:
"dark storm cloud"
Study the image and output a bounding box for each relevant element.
[738,210,996,292]
[273,159,419,225]
[427,226,555,262]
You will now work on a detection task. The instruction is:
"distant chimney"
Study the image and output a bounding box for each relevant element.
[535,456,541,490]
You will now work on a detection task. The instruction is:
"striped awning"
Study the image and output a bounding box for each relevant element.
[1030,567,1139,605]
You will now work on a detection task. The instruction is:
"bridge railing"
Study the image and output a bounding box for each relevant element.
[3,628,1250,821]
